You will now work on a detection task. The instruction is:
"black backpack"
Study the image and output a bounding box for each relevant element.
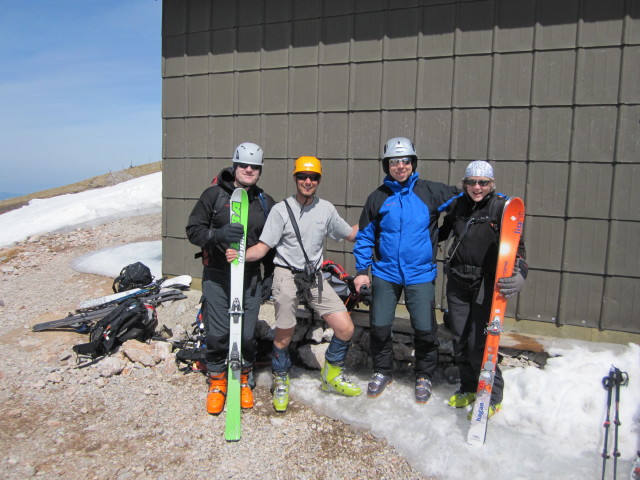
[112,262,154,293]
[73,298,158,358]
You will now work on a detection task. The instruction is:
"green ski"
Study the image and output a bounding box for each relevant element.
[225,188,248,441]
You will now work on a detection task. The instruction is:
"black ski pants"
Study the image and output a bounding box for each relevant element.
[202,267,262,373]
[445,276,504,405]
[369,275,439,379]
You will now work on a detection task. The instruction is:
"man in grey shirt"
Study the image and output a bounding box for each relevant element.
[227,156,361,412]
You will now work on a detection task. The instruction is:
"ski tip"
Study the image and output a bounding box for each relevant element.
[466,423,487,446]
[224,426,242,442]
[466,436,485,447]
[160,275,192,288]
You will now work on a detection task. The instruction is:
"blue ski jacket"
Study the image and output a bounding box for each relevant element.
[354,172,460,285]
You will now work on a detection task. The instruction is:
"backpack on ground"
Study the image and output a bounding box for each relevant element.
[112,262,154,293]
[73,298,158,358]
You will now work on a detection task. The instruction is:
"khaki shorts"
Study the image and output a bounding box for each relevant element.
[272,267,347,329]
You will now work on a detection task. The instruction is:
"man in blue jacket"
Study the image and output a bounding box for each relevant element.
[353,137,459,403]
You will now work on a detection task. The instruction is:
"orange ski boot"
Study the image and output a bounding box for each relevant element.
[206,371,227,415]
[240,369,254,409]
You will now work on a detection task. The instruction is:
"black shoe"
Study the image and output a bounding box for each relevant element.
[367,372,392,398]
[415,378,432,404]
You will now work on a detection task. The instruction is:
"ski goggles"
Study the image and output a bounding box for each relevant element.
[464,179,492,187]
[388,157,412,167]
[295,173,320,182]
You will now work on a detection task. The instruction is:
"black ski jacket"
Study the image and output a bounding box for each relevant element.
[186,167,276,276]
[438,191,526,287]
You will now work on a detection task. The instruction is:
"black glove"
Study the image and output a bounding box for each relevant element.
[207,223,244,247]
[261,276,273,303]
[359,284,371,306]
[497,265,525,298]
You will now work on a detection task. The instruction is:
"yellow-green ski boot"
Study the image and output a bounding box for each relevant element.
[271,373,290,412]
[448,389,476,408]
[320,361,362,396]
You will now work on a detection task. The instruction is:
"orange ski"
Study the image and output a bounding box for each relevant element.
[467,197,525,446]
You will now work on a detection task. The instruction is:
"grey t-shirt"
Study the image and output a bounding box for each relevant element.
[259,195,352,271]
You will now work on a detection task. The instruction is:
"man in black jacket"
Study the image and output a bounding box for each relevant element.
[186,142,276,415]
[439,160,527,419]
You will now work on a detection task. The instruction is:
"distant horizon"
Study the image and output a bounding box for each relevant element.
[0,192,24,201]
[0,159,160,202]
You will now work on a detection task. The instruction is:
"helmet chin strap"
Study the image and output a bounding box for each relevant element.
[295,186,315,209]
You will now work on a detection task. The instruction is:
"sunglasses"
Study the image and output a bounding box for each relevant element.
[237,163,261,170]
[464,179,492,187]
[388,157,412,167]
[295,173,320,182]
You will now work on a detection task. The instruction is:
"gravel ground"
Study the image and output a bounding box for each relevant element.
[0,213,431,480]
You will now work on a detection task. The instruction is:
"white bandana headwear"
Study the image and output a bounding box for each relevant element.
[465,160,494,179]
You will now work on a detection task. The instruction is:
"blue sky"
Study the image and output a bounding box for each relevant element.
[0,0,161,196]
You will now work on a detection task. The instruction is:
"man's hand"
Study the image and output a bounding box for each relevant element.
[353,274,370,293]
[497,265,525,298]
[208,223,243,248]
[359,284,371,306]
[225,248,238,263]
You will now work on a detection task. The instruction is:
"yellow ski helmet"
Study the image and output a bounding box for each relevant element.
[293,156,322,176]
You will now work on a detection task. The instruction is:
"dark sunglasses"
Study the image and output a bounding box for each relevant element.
[295,173,320,182]
[464,179,492,187]
[237,163,261,170]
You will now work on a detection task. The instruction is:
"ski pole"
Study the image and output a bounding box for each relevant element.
[612,366,629,480]
[601,368,615,480]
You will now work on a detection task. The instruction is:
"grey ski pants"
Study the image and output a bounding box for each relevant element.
[202,267,262,372]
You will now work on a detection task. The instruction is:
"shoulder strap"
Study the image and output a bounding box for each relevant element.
[212,188,230,222]
[258,192,270,220]
[283,199,311,264]
[489,193,508,228]
[283,199,324,301]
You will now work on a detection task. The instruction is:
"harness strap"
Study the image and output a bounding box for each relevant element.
[282,199,323,303]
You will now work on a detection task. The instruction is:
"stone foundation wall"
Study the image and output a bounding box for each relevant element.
[254,303,549,383]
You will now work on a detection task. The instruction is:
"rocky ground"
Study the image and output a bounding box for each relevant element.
[0,213,431,480]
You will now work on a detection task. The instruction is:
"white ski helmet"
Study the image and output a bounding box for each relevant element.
[381,137,417,174]
[233,142,264,166]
